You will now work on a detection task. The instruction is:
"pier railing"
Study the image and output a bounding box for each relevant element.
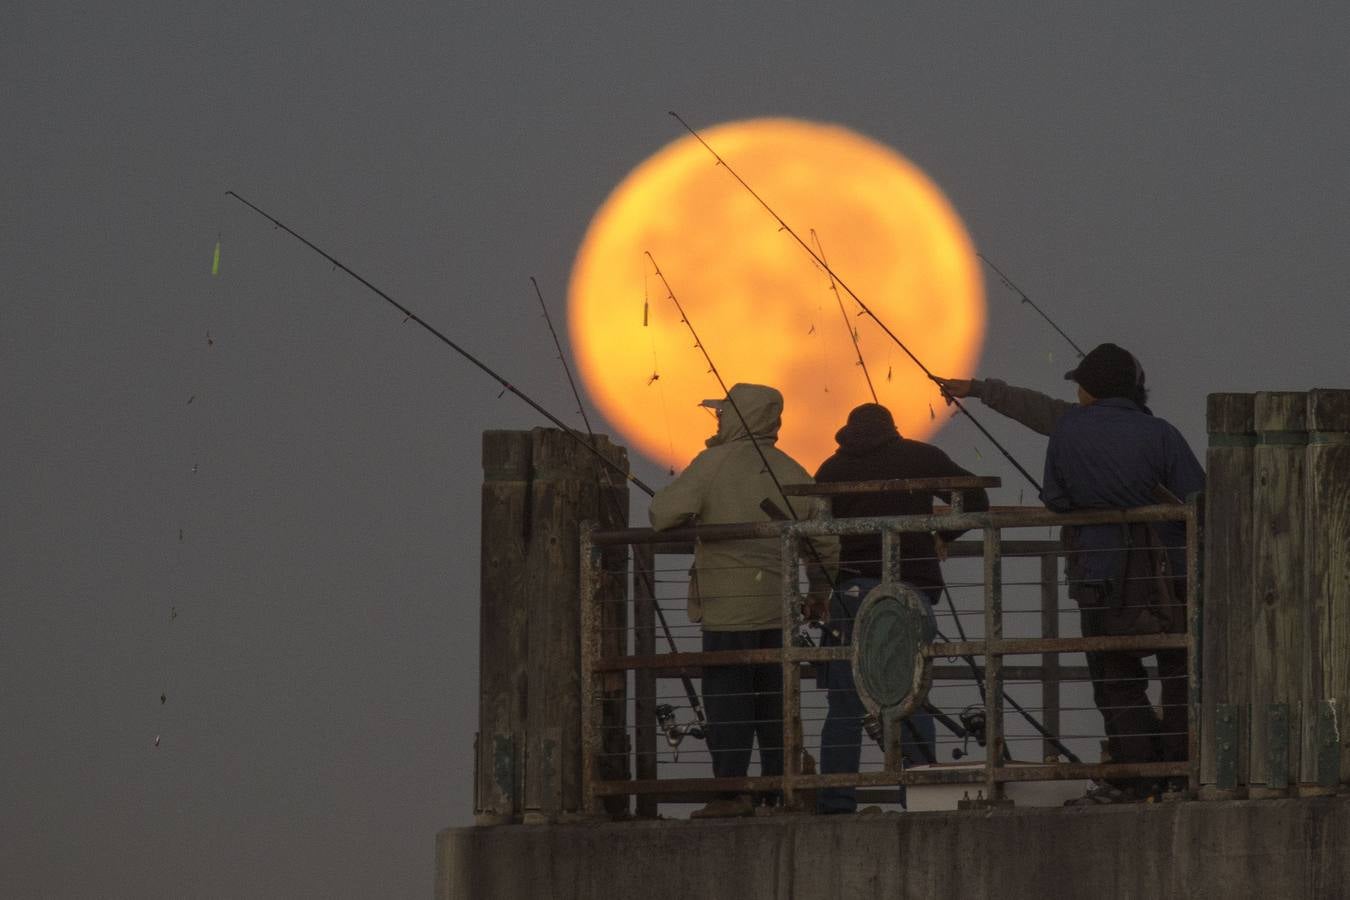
[579,499,1199,815]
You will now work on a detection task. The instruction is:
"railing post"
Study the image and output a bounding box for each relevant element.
[781,528,802,809]
[1039,552,1061,762]
[983,526,1005,801]
[882,526,903,586]
[880,527,905,775]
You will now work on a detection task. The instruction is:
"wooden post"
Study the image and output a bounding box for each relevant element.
[1249,392,1308,797]
[1307,389,1350,788]
[516,428,629,822]
[632,543,658,818]
[1200,393,1255,798]
[476,431,532,824]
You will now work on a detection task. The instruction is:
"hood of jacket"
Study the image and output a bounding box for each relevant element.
[705,383,783,448]
[833,403,901,456]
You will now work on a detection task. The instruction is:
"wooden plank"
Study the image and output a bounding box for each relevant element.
[1307,388,1350,784]
[1250,391,1308,793]
[523,428,630,820]
[631,543,658,817]
[1201,393,1255,790]
[476,431,532,823]
[595,447,631,818]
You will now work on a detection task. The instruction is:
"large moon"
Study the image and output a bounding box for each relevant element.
[567,118,984,473]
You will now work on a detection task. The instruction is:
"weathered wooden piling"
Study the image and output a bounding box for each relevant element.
[477,429,629,824]
[1200,393,1254,797]
[476,432,532,824]
[1307,389,1350,787]
[1249,392,1308,797]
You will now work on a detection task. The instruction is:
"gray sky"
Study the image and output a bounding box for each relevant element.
[4,2,1348,897]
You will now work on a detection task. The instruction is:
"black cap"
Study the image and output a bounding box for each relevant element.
[1064,343,1142,400]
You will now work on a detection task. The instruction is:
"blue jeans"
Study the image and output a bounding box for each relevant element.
[817,578,938,813]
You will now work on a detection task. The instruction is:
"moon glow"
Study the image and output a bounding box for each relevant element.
[567,118,985,472]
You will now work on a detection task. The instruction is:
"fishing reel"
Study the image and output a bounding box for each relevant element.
[951,706,988,760]
[862,713,885,747]
[654,704,705,762]
[793,616,841,648]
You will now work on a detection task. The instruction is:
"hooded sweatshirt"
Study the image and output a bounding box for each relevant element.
[814,404,989,590]
[650,383,838,631]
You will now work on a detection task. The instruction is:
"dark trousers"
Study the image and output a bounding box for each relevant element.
[1078,586,1188,778]
[702,629,783,792]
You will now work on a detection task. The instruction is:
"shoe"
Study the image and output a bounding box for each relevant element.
[691,795,754,819]
[1063,782,1140,806]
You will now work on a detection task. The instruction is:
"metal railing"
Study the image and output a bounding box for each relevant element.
[578,500,1200,814]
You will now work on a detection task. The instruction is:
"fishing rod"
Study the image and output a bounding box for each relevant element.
[809,229,878,403]
[667,112,1043,494]
[977,254,1085,359]
[935,590,1081,764]
[225,191,655,497]
[530,276,598,435]
[529,277,707,739]
[232,190,706,742]
[644,252,840,630]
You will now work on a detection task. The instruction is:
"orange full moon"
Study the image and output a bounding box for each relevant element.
[567,118,985,473]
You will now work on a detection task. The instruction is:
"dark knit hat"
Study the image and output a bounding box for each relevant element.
[834,403,899,450]
[1064,343,1142,400]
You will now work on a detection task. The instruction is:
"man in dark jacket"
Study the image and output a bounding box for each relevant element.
[1041,344,1204,802]
[813,403,989,813]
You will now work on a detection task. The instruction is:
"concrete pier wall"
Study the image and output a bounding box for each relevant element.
[437,797,1349,899]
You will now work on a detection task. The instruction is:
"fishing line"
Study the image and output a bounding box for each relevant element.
[642,273,677,472]
[530,276,595,435]
[668,112,1042,494]
[809,228,877,403]
[807,304,830,395]
[977,254,1085,359]
[159,229,223,747]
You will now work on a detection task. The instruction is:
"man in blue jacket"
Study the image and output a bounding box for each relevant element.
[1041,344,1205,802]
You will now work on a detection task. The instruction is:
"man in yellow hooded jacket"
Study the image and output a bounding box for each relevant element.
[650,383,837,817]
